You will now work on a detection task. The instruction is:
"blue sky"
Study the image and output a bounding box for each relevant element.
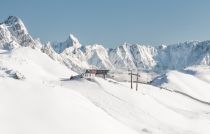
[1,0,210,47]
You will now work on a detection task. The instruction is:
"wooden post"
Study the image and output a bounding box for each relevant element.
[136,72,139,91]
[103,73,106,79]
[131,70,133,89]
[128,71,141,91]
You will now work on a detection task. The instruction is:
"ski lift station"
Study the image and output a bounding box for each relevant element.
[70,69,110,80]
[83,69,109,79]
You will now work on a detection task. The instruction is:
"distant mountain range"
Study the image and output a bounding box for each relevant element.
[1,16,210,73]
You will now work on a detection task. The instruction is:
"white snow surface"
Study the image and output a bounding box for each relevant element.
[1,47,210,134]
[152,65,210,102]
[0,48,138,134]
[62,77,210,134]
[1,16,210,134]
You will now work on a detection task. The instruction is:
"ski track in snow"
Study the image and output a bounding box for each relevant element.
[1,47,210,134]
[0,48,139,134]
[61,77,210,134]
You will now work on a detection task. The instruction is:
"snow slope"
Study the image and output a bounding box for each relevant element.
[1,16,210,134]
[61,77,210,134]
[152,65,210,103]
[0,47,138,134]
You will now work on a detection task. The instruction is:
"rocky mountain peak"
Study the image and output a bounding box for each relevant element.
[4,16,28,35]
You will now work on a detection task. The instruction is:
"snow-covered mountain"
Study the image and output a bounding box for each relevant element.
[1,16,210,134]
[51,34,81,54]
[48,37,210,73]
[46,35,89,72]
[0,16,42,49]
[155,41,210,72]
[1,16,210,73]
[81,44,114,69]
[108,43,157,70]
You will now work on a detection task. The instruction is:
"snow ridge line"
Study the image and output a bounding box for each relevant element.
[92,78,127,103]
[160,87,210,105]
[173,90,210,105]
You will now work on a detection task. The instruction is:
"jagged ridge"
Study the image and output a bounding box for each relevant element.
[1,16,210,73]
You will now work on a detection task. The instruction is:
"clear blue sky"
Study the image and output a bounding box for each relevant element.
[1,0,210,47]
